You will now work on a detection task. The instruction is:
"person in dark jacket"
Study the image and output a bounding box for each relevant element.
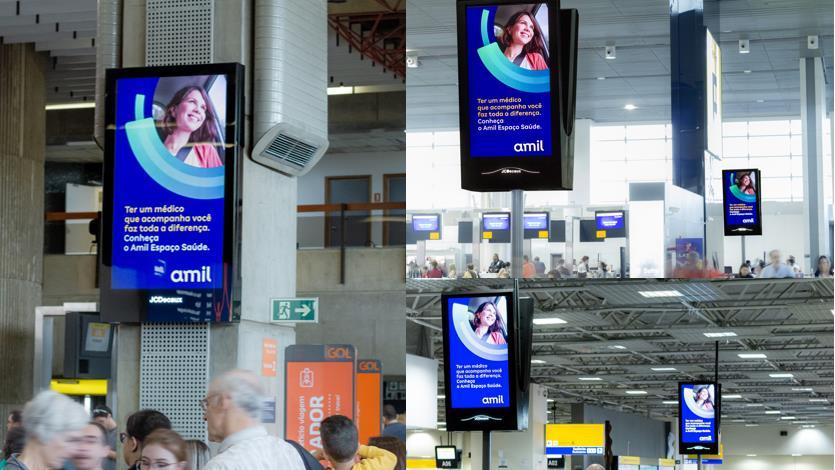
[380,405,405,443]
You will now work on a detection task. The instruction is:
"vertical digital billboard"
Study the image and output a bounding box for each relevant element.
[101,63,243,323]
[442,292,519,431]
[721,169,762,236]
[356,359,382,446]
[285,345,356,453]
[594,211,626,238]
[523,212,550,239]
[679,382,720,454]
[456,0,578,191]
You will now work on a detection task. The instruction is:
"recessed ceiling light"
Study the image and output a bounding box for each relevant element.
[738,353,767,359]
[623,104,638,111]
[756,99,765,103]
[745,404,764,407]
[639,290,683,298]
[769,373,794,378]
[437,395,445,400]
[724,394,742,399]
[704,331,737,338]
[745,424,760,427]
[531,359,547,364]
[792,388,813,392]
[744,70,752,74]
[651,367,677,371]
[765,410,781,414]
[626,390,648,395]
[662,400,678,405]
[45,102,96,111]
[809,398,828,403]
[746,454,757,457]
[597,76,606,80]
[533,317,567,325]
[578,377,603,381]
[547,399,555,403]
[609,345,627,350]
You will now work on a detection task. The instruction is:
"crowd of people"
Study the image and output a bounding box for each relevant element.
[0,370,406,470]
[733,251,832,279]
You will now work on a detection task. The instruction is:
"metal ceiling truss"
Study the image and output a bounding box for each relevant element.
[327,1,405,81]
[407,278,834,424]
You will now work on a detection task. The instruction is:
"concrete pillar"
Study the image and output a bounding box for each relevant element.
[800,57,829,273]
[0,43,46,439]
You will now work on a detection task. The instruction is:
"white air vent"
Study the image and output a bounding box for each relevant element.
[251,122,329,177]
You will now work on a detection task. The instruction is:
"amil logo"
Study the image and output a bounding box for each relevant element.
[170,266,212,283]
[482,395,505,405]
[513,140,544,152]
[326,346,353,360]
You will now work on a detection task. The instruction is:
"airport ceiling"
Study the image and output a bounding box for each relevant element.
[406,278,834,427]
[406,0,834,130]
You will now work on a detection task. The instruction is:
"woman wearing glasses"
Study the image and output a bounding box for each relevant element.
[138,429,188,469]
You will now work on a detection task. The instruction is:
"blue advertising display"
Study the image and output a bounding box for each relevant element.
[679,383,720,454]
[442,292,519,431]
[722,169,762,236]
[413,214,440,232]
[102,64,243,323]
[483,213,511,230]
[524,213,548,230]
[595,211,623,230]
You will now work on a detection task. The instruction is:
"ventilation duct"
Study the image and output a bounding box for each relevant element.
[94,0,122,149]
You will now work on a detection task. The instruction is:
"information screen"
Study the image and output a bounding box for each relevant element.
[524,212,548,230]
[102,63,243,322]
[545,424,604,456]
[483,213,511,231]
[442,292,518,431]
[595,210,625,238]
[285,345,356,453]
[457,0,571,191]
[679,382,720,454]
[413,214,440,232]
[722,169,762,236]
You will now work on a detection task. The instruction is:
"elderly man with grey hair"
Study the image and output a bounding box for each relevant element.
[586,464,606,470]
[4,390,89,470]
[202,369,306,470]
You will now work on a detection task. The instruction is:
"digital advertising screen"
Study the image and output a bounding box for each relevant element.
[722,169,762,236]
[411,214,442,241]
[285,344,356,453]
[356,359,382,446]
[524,212,549,239]
[442,292,519,431]
[101,63,243,323]
[482,212,511,243]
[545,424,604,456]
[457,0,576,191]
[595,210,626,238]
[679,382,720,454]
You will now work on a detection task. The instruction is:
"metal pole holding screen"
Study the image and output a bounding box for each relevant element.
[511,190,524,278]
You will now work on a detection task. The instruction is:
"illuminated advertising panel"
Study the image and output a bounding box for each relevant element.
[722,169,762,236]
[356,359,382,445]
[482,212,511,243]
[679,382,720,454]
[594,210,626,238]
[284,345,356,453]
[442,292,519,431]
[102,63,243,322]
[545,424,605,456]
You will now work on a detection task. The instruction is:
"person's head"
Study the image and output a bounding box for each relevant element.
[158,86,219,145]
[523,255,529,262]
[71,422,110,470]
[21,390,90,469]
[769,249,782,265]
[492,254,499,261]
[368,436,406,470]
[467,263,474,271]
[431,260,438,269]
[92,405,116,431]
[817,256,832,274]
[6,410,21,431]
[123,410,172,466]
[321,415,359,466]
[184,439,210,470]
[739,265,751,277]
[472,301,506,334]
[557,259,564,266]
[586,464,606,470]
[382,404,398,424]
[695,386,710,401]
[203,369,263,442]
[2,425,25,459]
[581,256,589,262]
[737,172,752,188]
[787,255,796,266]
[139,429,188,470]
[500,11,548,61]
[534,257,540,262]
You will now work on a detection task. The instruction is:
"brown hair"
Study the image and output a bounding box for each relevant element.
[158,86,220,146]
[368,436,406,470]
[499,10,549,66]
[142,429,188,463]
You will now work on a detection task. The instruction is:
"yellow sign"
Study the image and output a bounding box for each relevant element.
[545,423,605,450]
[483,231,493,239]
[659,458,676,466]
[619,456,641,465]
[405,459,436,468]
[596,230,606,238]
[429,232,440,240]
[50,379,108,396]
[538,230,549,238]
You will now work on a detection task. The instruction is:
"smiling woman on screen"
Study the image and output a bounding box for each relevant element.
[499,10,548,71]
[157,86,223,169]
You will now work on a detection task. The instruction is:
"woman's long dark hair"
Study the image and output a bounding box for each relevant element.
[158,85,219,145]
[499,10,549,67]
[815,255,833,277]
[472,301,507,335]
[735,171,756,193]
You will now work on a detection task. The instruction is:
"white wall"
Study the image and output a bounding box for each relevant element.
[704,455,833,470]
[406,354,438,430]
[720,424,834,456]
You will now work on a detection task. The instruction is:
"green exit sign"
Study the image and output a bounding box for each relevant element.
[270,298,318,323]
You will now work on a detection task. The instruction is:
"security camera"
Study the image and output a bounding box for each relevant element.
[406,53,420,68]
[738,39,750,54]
[808,35,819,50]
[604,45,616,60]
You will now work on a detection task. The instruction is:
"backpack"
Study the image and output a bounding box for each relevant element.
[285,440,325,470]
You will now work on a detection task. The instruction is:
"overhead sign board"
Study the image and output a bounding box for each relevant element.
[545,424,605,456]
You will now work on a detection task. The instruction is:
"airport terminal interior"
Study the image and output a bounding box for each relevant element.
[0,0,831,469]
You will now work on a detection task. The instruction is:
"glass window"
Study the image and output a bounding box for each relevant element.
[750,156,792,176]
[626,124,666,140]
[723,137,749,157]
[626,160,669,181]
[749,136,791,156]
[406,132,434,148]
[626,139,667,160]
[594,140,626,161]
[748,120,790,136]
[761,177,792,200]
[434,131,460,147]
[723,121,748,137]
[592,125,625,141]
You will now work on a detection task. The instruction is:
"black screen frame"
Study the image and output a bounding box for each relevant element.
[100,63,244,323]
[441,291,519,431]
[594,210,627,238]
[482,211,512,243]
[678,381,721,455]
[721,168,763,236]
[435,446,461,469]
[579,219,604,242]
[456,0,568,191]
[411,213,443,241]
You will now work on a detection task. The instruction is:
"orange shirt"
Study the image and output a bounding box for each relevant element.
[522,261,536,278]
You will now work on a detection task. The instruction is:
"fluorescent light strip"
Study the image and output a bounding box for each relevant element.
[533,317,567,325]
[609,345,627,350]
[792,388,813,392]
[531,359,547,364]
[578,377,603,381]
[651,367,677,372]
[781,416,797,420]
[745,404,764,407]
[45,102,96,111]
[704,331,737,338]
[724,394,742,399]
[745,424,759,427]
[638,290,682,298]
[764,410,781,414]
[662,400,678,405]
[738,353,767,359]
[626,390,647,395]
[769,373,794,378]
[809,399,829,403]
